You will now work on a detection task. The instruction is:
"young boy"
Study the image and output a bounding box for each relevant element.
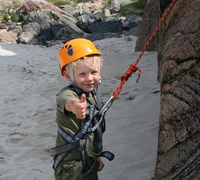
[52,38,110,179]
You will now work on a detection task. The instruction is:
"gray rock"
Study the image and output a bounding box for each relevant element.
[124,26,140,36]
[0,0,142,44]
[135,0,159,51]
[107,0,121,13]
[17,22,40,44]
[50,21,64,38]
[59,5,76,15]
[75,9,101,32]
[54,26,84,42]
[83,32,122,41]
[89,20,123,34]
[26,11,51,25]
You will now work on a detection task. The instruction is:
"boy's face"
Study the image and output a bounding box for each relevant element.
[73,61,101,92]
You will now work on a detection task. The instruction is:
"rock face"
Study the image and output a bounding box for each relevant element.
[135,0,160,51]
[154,0,200,179]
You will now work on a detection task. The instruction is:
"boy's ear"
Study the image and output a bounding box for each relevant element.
[63,70,71,81]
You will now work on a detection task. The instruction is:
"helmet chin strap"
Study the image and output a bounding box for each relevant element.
[94,80,102,108]
[69,63,78,88]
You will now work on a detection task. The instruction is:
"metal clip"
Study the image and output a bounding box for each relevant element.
[99,96,114,115]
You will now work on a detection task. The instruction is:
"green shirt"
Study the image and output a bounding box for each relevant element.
[55,86,104,162]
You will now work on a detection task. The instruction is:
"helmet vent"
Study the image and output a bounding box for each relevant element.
[67,45,72,50]
[67,45,73,56]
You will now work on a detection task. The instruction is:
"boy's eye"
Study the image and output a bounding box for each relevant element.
[92,71,98,74]
[79,73,85,76]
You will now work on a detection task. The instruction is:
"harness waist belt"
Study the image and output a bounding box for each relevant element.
[46,138,86,157]
[45,143,78,157]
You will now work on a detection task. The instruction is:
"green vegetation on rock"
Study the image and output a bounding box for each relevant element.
[120,0,146,16]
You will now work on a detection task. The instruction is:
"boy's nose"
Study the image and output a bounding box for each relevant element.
[86,73,92,80]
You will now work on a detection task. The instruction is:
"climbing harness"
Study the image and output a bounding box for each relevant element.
[45,85,114,175]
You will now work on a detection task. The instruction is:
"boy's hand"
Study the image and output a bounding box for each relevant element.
[66,94,87,119]
[97,157,104,171]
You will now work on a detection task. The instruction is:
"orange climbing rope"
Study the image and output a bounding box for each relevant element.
[110,0,177,101]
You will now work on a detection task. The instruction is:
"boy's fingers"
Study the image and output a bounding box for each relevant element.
[97,158,104,171]
[80,94,86,104]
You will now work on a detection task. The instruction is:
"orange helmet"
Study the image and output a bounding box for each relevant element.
[58,38,101,76]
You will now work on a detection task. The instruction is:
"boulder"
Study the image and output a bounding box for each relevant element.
[59,5,76,15]
[54,26,84,42]
[25,11,51,24]
[107,0,121,13]
[75,9,101,33]
[103,9,111,18]
[124,26,140,37]
[24,11,54,41]
[89,20,123,34]
[135,0,160,51]
[0,23,8,30]
[17,22,41,44]
[0,30,17,44]
[122,15,142,36]
[83,32,122,41]
[50,21,65,38]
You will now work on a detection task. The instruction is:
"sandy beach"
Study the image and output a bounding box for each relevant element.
[0,36,160,180]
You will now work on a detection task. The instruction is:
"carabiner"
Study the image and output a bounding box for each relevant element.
[99,96,114,115]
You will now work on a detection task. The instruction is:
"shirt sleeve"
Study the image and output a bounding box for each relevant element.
[56,87,79,115]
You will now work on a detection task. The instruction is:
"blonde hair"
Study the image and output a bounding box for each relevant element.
[65,55,103,74]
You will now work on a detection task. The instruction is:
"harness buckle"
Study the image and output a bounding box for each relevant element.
[77,139,86,152]
[99,96,114,115]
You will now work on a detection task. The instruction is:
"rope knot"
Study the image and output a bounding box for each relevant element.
[120,64,138,82]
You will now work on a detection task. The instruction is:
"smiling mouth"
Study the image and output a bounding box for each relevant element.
[85,83,94,87]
